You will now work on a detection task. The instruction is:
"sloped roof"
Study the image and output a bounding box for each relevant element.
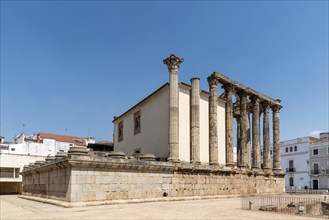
[37,132,87,146]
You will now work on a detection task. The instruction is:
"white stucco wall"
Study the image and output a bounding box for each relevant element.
[199,95,209,163]
[0,154,47,182]
[178,85,226,164]
[113,85,170,159]
[178,87,190,162]
[281,137,312,188]
[6,140,72,157]
[113,83,226,164]
[217,99,226,165]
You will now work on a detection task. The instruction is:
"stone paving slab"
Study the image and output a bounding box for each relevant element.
[0,195,321,219]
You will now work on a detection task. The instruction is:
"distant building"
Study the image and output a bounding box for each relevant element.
[0,132,95,194]
[309,132,329,189]
[87,140,114,152]
[267,132,329,190]
[280,137,317,189]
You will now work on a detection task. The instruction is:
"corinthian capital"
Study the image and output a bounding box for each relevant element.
[271,105,282,113]
[207,76,218,88]
[163,54,184,71]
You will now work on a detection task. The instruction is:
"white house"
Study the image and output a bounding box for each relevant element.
[113,82,226,164]
[309,133,329,189]
[0,132,95,194]
[280,137,316,189]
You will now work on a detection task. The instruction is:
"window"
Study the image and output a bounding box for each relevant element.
[286,160,295,172]
[11,148,15,151]
[289,177,294,186]
[270,150,272,155]
[285,147,288,153]
[313,163,319,174]
[118,121,123,142]
[290,146,293,152]
[0,167,20,178]
[313,149,318,155]
[133,110,141,135]
[294,146,297,151]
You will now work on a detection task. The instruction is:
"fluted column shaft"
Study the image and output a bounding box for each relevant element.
[272,105,282,171]
[246,112,251,168]
[251,96,261,169]
[237,91,248,167]
[236,115,242,167]
[163,54,183,163]
[262,101,271,170]
[224,85,234,166]
[190,78,200,164]
[208,76,219,165]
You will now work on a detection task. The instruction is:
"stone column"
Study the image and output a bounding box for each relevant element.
[236,115,242,167]
[237,91,248,168]
[272,104,282,172]
[262,101,271,170]
[163,54,184,163]
[223,84,234,167]
[246,112,251,168]
[251,96,261,170]
[190,77,201,164]
[208,76,219,166]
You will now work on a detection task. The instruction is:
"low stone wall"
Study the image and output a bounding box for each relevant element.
[21,154,285,205]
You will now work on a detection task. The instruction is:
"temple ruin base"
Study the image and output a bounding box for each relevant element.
[21,155,285,207]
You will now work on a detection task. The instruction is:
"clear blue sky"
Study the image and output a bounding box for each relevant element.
[1,1,328,142]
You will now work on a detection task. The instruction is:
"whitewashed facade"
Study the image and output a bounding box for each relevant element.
[0,133,95,194]
[113,83,226,165]
[309,135,329,189]
[280,137,316,189]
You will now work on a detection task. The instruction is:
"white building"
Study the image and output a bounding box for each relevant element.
[280,137,317,189]
[278,133,329,190]
[113,82,226,164]
[309,133,329,189]
[0,132,95,194]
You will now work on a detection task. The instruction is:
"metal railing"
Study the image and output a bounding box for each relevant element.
[311,169,320,175]
[286,188,329,194]
[242,195,329,219]
[285,167,296,172]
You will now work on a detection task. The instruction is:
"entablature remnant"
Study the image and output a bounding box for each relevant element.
[208,72,282,117]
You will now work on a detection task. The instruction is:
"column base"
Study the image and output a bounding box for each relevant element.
[262,168,272,175]
[225,163,235,167]
[251,167,261,172]
[272,168,283,174]
[209,162,219,166]
[168,157,180,163]
[190,161,201,165]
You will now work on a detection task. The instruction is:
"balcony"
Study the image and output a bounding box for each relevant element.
[286,167,296,173]
[311,169,320,175]
[326,169,329,175]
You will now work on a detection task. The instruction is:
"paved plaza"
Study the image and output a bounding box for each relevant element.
[0,195,321,219]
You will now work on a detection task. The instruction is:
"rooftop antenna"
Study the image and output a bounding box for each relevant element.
[65,128,68,134]
[88,128,91,137]
[22,123,25,133]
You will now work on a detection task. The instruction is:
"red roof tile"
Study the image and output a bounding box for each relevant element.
[37,132,87,146]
